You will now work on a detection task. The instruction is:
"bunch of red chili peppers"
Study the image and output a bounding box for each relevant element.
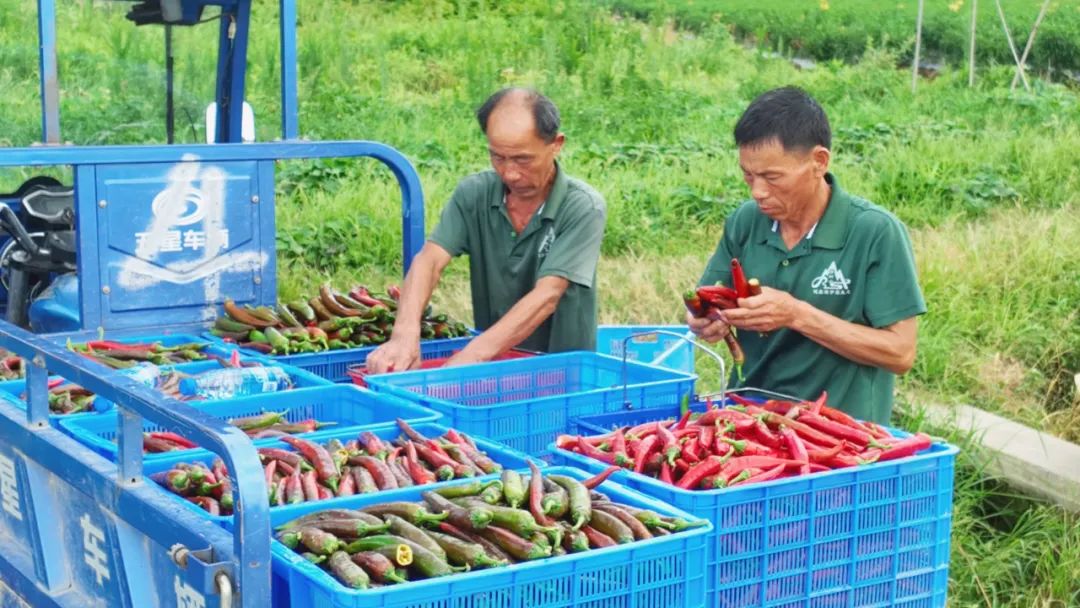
[154,419,504,515]
[683,258,759,381]
[556,393,934,491]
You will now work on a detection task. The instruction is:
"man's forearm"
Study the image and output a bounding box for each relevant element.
[790,301,917,374]
[392,247,447,339]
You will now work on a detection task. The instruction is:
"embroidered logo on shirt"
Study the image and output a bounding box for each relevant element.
[811,261,851,295]
[537,227,556,259]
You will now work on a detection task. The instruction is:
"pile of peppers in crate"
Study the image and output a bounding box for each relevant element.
[153,420,509,515]
[274,465,705,590]
[10,341,216,415]
[210,283,469,355]
[556,392,934,490]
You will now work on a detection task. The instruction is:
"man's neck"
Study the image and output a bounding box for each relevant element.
[507,165,558,209]
[779,176,831,246]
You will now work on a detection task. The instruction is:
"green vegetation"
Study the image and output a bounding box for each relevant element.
[605,0,1080,75]
[0,1,1077,605]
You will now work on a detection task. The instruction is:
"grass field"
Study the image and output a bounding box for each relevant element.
[0,1,1077,605]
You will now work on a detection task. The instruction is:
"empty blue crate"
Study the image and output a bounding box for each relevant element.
[144,421,542,525]
[59,383,440,462]
[253,466,711,608]
[363,351,696,457]
[205,336,479,384]
[552,405,957,608]
[596,324,695,374]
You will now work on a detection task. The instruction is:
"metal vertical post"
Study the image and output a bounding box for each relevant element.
[214,1,253,143]
[37,0,60,144]
[280,0,299,140]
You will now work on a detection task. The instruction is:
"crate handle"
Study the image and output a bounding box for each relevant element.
[619,330,726,409]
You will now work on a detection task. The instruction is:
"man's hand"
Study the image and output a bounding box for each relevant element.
[365,336,420,375]
[686,310,731,344]
[720,286,800,332]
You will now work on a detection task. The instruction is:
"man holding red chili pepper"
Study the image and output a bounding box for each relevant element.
[367,88,606,373]
[688,87,926,424]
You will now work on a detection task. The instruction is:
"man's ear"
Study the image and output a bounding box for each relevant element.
[811,145,831,177]
[551,132,566,156]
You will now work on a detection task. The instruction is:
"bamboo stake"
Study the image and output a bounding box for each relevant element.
[1011,0,1052,90]
[968,0,978,87]
[912,0,925,93]
[994,0,1030,91]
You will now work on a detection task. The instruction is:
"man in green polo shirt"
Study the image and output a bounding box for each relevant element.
[689,87,925,424]
[366,88,606,373]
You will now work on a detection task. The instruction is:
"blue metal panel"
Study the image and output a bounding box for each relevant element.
[36,0,60,144]
[92,160,263,328]
[279,0,299,140]
[74,165,102,329]
[215,1,253,143]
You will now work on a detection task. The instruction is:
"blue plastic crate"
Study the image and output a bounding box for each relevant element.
[202,336,479,384]
[59,383,440,462]
[364,351,697,457]
[551,408,957,608]
[0,351,295,426]
[144,422,543,525]
[596,325,695,374]
[249,466,711,608]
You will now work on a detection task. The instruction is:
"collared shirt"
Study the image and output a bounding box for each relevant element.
[429,165,606,352]
[699,173,926,423]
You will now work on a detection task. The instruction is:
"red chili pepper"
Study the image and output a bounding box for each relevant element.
[722,437,774,457]
[681,439,701,464]
[875,433,933,462]
[752,419,784,448]
[673,410,693,431]
[749,407,842,447]
[633,435,658,473]
[807,443,845,464]
[794,411,878,448]
[659,460,674,484]
[730,258,750,299]
[527,461,556,526]
[730,463,786,487]
[719,455,806,478]
[286,466,304,504]
[280,435,340,493]
[263,460,277,497]
[582,466,621,490]
[780,426,810,475]
[358,431,390,459]
[657,422,681,466]
[301,470,320,501]
[675,455,728,489]
[404,441,437,484]
[627,420,666,439]
[576,437,617,465]
[611,428,627,456]
[808,391,827,415]
[414,441,471,477]
[147,431,197,449]
[697,284,740,304]
[337,470,355,496]
[682,290,708,318]
[699,423,716,451]
[674,458,690,475]
[713,437,734,458]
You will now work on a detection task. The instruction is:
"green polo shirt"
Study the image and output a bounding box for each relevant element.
[429,166,606,352]
[700,174,926,424]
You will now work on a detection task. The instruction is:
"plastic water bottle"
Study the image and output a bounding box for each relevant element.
[97,363,162,411]
[121,362,161,387]
[178,366,293,400]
